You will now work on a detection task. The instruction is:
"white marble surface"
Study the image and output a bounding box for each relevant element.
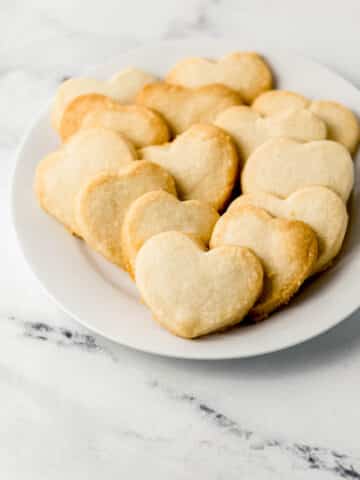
[2,1,360,478]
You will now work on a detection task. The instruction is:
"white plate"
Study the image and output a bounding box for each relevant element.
[12,38,360,359]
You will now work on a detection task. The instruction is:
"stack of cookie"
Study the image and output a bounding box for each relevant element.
[35,53,359,339]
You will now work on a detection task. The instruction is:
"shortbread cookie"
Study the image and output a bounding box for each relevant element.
[241,138,354,202]
[59,93,170,146]
[214,106,326,161]
[52,67,156,131]
[229,186,348,274]
[75,161,176,268]
[122,190,219,275]
[136,82,242,135]
[252,90,308,115]
[210,205,318,321]
[135,231,263,338]
[166,52,272,104]
[309,101,359,154]
[35,128,137,234]
[252,90,360,153]
[140,124,238,210]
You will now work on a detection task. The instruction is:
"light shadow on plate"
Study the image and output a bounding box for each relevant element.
[78,242,140,303]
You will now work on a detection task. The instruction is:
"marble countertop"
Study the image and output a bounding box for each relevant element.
[2,1,360,478]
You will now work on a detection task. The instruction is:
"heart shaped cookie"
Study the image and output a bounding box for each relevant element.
[35,128,137,235]
[309,100,359,154]
[214,106,326,161]
[228,186,348,274]
[136,82,241,135]
[166,52,273,104]
[135,231,263,338]
[210,205,318,321]
[252,90,360,153]
[75,161,176,268]
[241,138,354,202]
[122,190,219,275]
[140,124,239,210]
[253,90,308,114]
[52,67,156,131]
[59,93,170,146]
